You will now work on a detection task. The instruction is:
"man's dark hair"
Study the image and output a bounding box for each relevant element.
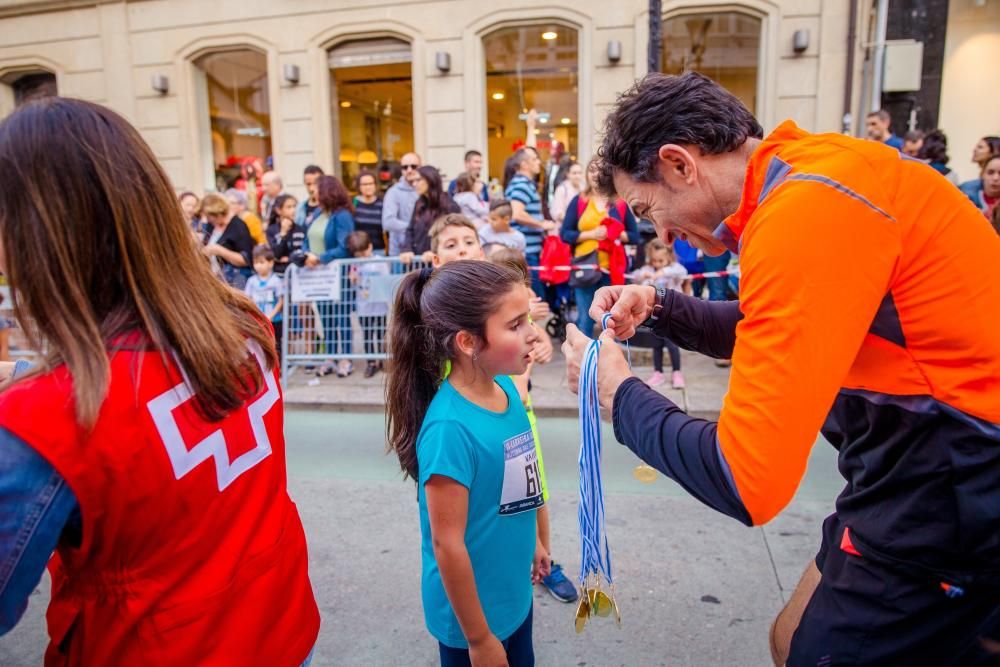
[866,109,891,122]
[918,129,950,165]
[464,150,482,162]
[303,164,324,177]
[903,130,924,143]
[596,72,763,194]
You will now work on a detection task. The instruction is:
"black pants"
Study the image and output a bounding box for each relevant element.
[358,315,386,356]
[652,337,681,372]
[788,515,1000,666]
[438,604,534,666]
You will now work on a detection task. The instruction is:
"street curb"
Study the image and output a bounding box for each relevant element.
[284,400,720,422]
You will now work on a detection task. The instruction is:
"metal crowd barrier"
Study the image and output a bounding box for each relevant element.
[279,256,432,385]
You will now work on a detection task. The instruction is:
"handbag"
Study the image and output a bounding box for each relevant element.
[568,249,603,288]
[539,234,572,285]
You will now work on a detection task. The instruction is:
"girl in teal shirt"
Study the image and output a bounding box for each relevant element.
[387,261,550,666]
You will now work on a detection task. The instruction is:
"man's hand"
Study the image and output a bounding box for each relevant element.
[589,285,656,341]
[561,324,633,411]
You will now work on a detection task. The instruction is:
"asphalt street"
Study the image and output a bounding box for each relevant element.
[0,409,842,667]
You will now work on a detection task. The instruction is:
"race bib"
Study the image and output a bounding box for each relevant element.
[499,430,544,515]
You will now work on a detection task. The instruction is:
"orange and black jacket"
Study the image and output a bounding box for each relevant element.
[613,121,1000,585]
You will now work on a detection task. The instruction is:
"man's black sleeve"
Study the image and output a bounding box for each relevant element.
[651,290,743,359]
[612,377,752,526]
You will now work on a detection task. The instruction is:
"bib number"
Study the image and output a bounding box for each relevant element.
[499,430,544,515]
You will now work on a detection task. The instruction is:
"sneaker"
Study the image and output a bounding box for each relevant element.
[714,358,732,368]
[316,364,334,377]
[647,371,666,387]
[364,361,378,379]
[337,360,354,377]
[671,370,686,389]
[541,563,578,603]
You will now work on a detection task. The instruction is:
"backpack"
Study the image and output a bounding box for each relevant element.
[539,234,572,285]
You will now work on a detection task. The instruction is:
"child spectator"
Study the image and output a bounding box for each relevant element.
[265,193,305,273]
[347,231,390,379]
[452,172,491,229]
[429,213,486,266]
[244,245,284,356]
[479,200,527,253]
[632,239,689,388]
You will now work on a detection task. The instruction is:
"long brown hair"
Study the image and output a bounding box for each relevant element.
[385,261,522,481]
[0,97,276,426]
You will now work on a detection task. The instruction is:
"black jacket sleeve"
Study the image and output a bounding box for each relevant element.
[652,289,743,359]
[612,377,752,525]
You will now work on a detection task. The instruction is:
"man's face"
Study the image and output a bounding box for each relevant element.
[522,151,541,177]
[866,116,889,141]
[304,173,320,198]
[262,173,282,198]
[401,153,422,185]
[466,154,483,178]
[902,139,922,157]
[614,166,728,256]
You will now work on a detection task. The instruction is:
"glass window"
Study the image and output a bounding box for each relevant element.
[330,38,414,194]
[195,49,272,192]
[661,11,761,113]
[12,71,57,106]
[483,25,579,182]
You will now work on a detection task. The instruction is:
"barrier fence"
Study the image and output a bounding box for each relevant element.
[279,256,431,384]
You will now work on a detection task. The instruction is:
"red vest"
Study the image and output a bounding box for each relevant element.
[0,340,319,666]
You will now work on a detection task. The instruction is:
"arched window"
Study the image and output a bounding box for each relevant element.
[483,25,579,182]
[662,11,762,114]
[194,49,272,192]
[329,37,414,191]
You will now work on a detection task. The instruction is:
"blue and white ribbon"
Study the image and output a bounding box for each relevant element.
[577,315,621,587]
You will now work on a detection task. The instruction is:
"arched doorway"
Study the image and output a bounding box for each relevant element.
[329,37,414,194]
[661,10,762,114]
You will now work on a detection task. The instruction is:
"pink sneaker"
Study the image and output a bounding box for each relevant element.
[647,371,666,387]
[671,370,686,389]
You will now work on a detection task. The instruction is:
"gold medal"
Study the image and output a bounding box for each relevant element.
[574,592,591,634]
[594,590,614,617]
[633,463,658,483]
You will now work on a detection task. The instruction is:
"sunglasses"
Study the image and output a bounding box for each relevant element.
[401,164,419,170]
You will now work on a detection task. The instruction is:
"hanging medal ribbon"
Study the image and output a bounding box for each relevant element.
[575,314,623,633]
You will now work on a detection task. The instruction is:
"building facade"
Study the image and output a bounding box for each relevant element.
[0,0,996,197]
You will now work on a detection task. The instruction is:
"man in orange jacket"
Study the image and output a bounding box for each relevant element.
[562,72,1000,666]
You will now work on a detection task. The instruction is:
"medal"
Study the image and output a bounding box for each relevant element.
[575,328,621,632]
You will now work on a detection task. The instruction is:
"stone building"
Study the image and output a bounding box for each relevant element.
[0,0,996,197]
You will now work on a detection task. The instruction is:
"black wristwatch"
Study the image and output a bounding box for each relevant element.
[639,287,668,330]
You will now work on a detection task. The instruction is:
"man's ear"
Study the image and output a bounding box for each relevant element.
[657,144,699,186]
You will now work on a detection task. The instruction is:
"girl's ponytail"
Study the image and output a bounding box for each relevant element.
[386,268,439,481]
[385,261,524,482]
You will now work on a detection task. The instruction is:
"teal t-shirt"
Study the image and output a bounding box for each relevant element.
[417,375,541,648]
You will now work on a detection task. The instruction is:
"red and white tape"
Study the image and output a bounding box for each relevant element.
[528,265,740,281]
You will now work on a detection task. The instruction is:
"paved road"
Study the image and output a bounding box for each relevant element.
[1,410,842,667]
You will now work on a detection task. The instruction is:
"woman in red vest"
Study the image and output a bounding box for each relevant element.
[0,98,319,665]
